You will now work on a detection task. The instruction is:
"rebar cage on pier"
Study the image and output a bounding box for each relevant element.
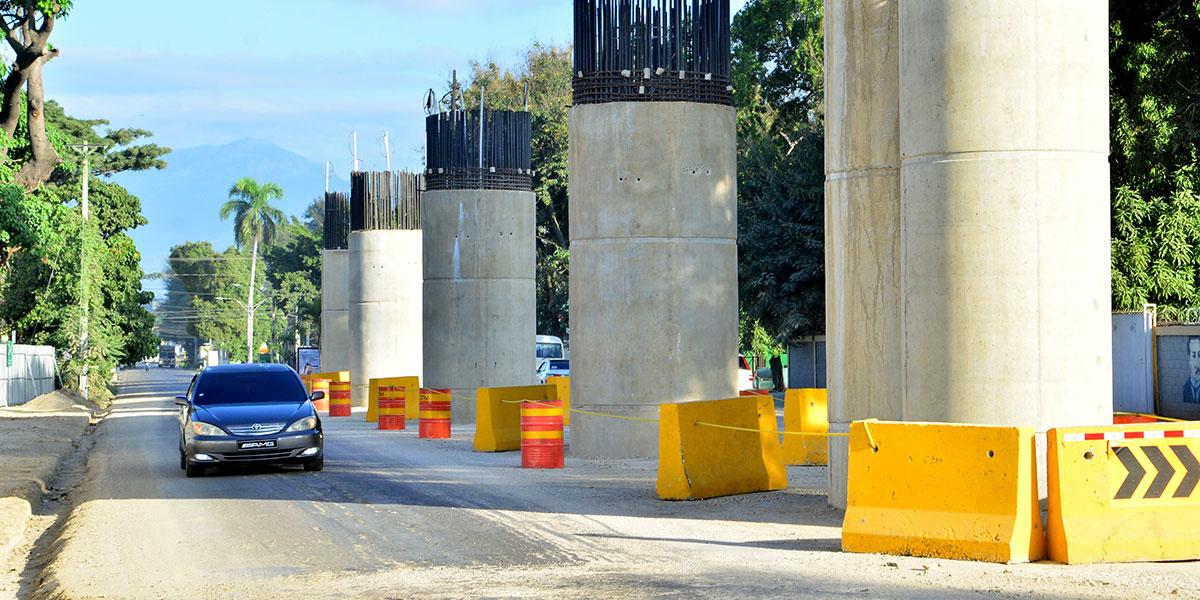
[350,171,424,231]
[573,0,732,106]
[323,191,350,250]
[425,110,533,191]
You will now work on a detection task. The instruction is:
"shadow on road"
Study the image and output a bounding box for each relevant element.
[98,367,844,530]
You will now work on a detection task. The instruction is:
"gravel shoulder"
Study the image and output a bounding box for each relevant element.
[0,386,104,600]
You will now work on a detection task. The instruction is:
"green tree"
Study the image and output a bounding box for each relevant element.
[731,0,824,141]
[45,99,169,180]
[0,0,73,190]
[219,177,284,362]
[262,216,321,364]
[0,105,164,402]
[1109,1,1200,319]
[157,241,265,360]
[463,42,572,337]
[732,0,827,347]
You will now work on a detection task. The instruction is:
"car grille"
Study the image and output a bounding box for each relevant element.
[216,448,297,462]
[226,423,286,436]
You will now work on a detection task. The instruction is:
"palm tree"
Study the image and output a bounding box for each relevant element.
[219,177,285,362]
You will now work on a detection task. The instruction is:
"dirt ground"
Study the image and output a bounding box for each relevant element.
[0,385,103,600]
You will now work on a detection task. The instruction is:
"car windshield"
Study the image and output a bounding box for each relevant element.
[193,371,306,406]
[536,342,563,359]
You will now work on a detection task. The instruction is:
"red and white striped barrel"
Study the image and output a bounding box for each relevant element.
[311,378,330,413]
[328,381,352,417]
[419,389,451,439]
[378,386,406,430]
[521,399,564,469]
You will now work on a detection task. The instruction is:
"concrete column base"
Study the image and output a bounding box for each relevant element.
[568,405,661,459]
[826,422,851,509]
[320,249,350,373]
[349,230,422,408]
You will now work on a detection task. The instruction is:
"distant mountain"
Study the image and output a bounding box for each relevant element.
[111,138,346,287]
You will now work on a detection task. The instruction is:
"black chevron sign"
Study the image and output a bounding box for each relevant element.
[1114,445,1200,500]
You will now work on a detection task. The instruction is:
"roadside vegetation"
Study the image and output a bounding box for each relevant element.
[0,1,166,405]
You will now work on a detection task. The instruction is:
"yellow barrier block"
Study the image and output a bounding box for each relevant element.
[474,384,558,452]
[657,396,787,500]
[546,376,570,426]
[842,420,1044,563]
[303,371,349,393]
[1047,422,1200,564]
[782,389,828,466]
[366,376,419,422]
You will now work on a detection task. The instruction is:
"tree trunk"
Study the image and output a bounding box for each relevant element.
[246,238,258,362]
[0,56,31,138]
[14,52,61,191]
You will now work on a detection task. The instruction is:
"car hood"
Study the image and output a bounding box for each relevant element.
[195,402,312,429]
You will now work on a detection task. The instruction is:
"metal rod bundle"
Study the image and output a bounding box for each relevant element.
[425,109,533,191]
[350,171,424,231]
[572,0,732,105]
[323,191,350,250]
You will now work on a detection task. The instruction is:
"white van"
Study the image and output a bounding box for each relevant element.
[536,335,566,373]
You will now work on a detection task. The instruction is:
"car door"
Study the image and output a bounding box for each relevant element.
[179,373,199,433]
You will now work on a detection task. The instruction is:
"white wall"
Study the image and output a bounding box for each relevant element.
[0,345,57,407]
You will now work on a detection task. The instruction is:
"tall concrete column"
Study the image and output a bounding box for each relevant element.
[897,2,1111,429]
[423,109,536,424]
[569,0,738,458]
[823,0,902,509]
[348,172,424,407]
[319,192,350,373]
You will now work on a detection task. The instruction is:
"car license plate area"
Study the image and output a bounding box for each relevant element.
[237,439,278,450]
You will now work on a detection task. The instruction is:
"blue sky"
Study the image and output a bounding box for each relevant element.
[46,0,749,176]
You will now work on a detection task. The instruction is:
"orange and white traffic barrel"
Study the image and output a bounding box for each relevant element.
[521,399,564,469]
[378,386,406,430]
[311,378,330,413]
[419,389,451,439]
[329,381,352,417]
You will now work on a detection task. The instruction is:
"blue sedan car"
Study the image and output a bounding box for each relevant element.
[176,364,324,477]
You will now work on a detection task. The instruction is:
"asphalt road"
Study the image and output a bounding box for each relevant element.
[28,368,1200,600]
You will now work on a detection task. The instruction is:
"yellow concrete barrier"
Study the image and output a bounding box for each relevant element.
[302,371,349,393]
[1047,422,1200,564]
[546,376,570,426]
[842,420,1044,563]
[366,376,420,423]
[782,389,828,465]
[474,384,559,452]
[657,395,787,500]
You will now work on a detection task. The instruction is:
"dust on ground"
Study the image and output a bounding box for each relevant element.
[0,387,102,600]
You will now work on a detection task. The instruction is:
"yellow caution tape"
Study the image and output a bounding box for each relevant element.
[500,398,660,423]
[692,420,850,438]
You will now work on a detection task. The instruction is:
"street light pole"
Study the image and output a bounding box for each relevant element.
[67,142,107,400]
[217,291,272,363]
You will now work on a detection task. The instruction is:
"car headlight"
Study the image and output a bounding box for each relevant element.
[191,421,225,436]
[285,417,317,432]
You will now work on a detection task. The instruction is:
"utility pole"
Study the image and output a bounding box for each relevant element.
[67,142,107,400]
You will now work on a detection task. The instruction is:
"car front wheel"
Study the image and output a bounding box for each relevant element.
[303,455,324,472]
[185,461,205,477]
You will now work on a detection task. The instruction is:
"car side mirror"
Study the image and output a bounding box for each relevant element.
[174,396,188,406]
[310,391,325,401]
